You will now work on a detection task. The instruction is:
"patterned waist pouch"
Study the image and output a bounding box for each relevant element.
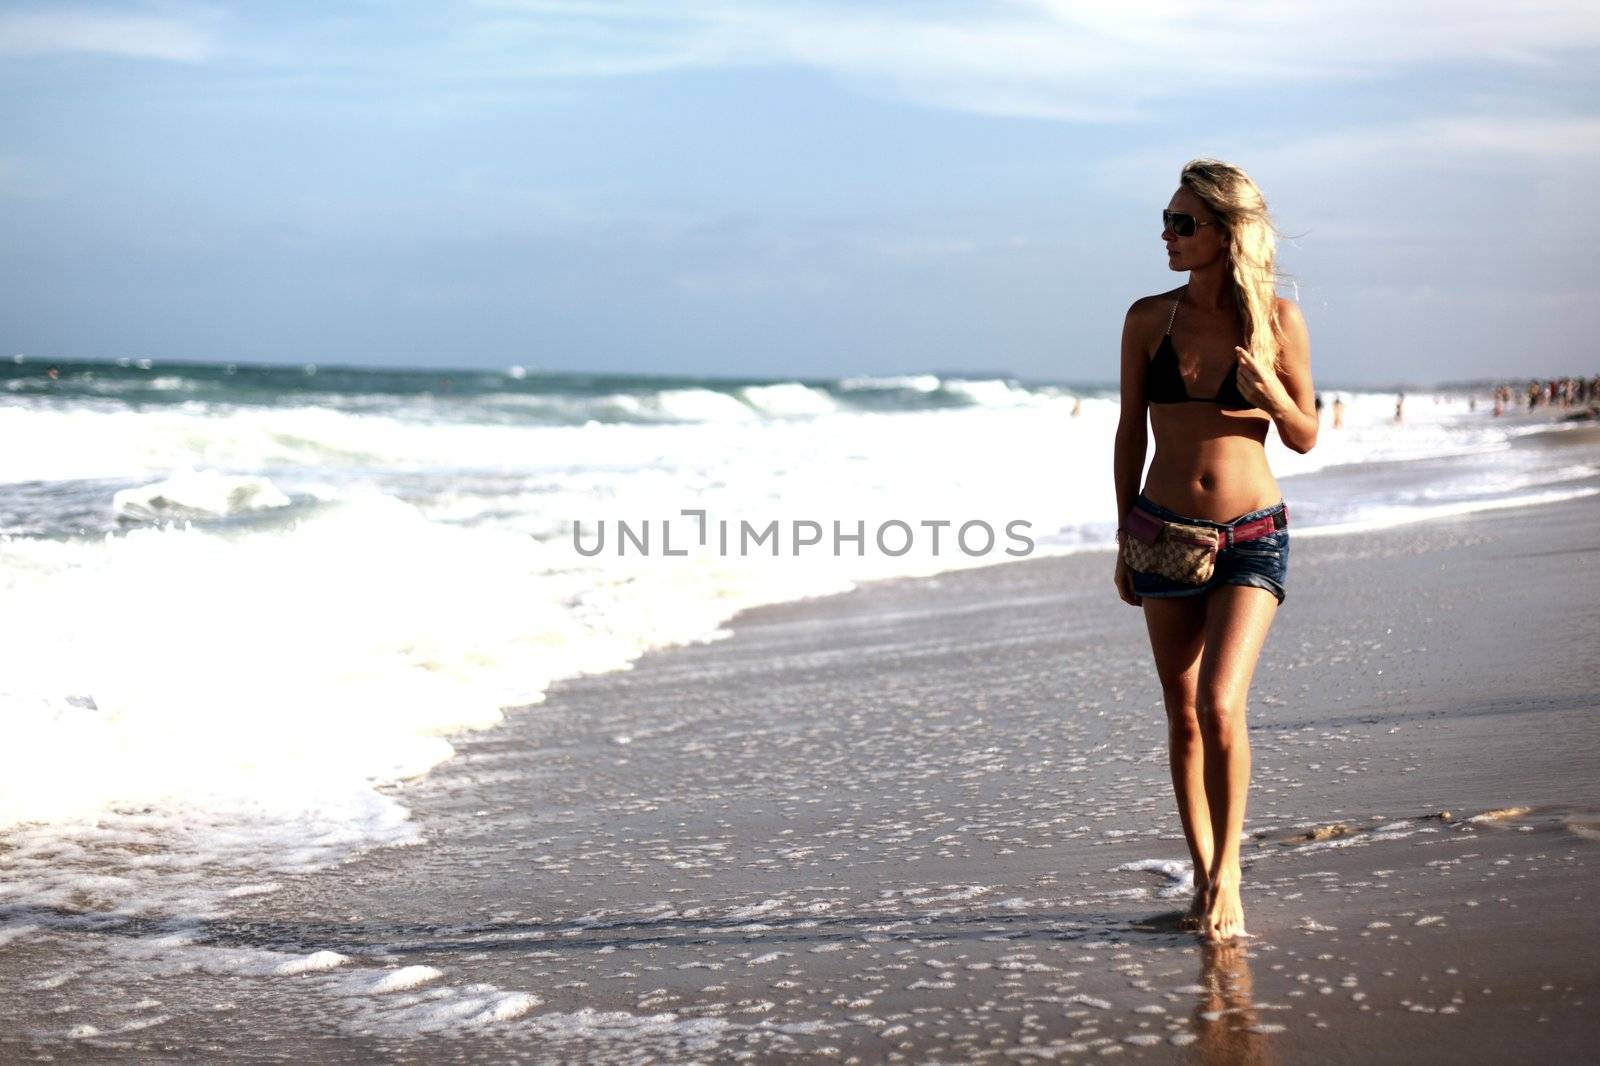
[1119,502,1288,586]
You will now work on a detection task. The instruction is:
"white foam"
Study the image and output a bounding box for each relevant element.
[363,987,539,1032]
[648,387,756,422]
[272,950,349,976]
[111,468,292,521]
[838,373,941,392]
[1115,858,1194,899]
[1292,485,1600,538]
[739,382,840,416]
[746,951,792,966]
[367,966,445,993]
[86,934,543,1037]
[525,1008,732,1051]
[941,378,1033,406]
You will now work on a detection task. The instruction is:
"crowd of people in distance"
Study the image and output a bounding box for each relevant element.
[1304,375,1600,430]
[1487,376,1600,417]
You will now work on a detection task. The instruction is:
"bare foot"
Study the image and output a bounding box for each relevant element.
[1201,868,1247,943]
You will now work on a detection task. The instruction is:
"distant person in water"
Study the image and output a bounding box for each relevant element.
[1113,159,1318,942]
[1332,394,1345,429]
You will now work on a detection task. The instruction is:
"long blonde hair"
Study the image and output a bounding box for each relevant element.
[1180,158,1280,367]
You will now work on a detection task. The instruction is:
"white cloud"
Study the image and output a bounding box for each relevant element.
[1093,112,1600,212]
[465,0,1600,119]
[0,6,216,61]
[1256,115,1600,171]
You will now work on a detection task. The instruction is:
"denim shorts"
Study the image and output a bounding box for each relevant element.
[1127,495,1290,604]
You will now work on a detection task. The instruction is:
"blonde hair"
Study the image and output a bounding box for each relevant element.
[1179,158,1280,367]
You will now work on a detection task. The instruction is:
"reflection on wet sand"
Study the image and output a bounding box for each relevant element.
[1189,941,1280,1065]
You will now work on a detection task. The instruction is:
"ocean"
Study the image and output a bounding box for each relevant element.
[1,357,1593,1023]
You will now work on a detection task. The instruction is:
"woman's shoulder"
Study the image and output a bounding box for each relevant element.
[1128,286,1184,313]
[1272,295,1309,339]
[1125,287,1184,328]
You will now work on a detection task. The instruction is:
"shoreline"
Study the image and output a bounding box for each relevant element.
[5,473,1599,1061]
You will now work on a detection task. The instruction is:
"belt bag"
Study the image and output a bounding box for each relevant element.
[1121,508,1219,585]
[1120,504,1288,586]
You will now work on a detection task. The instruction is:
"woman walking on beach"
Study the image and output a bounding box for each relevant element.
[1112,159,1317,942]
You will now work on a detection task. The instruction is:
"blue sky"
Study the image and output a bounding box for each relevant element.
[2,1,1597,385]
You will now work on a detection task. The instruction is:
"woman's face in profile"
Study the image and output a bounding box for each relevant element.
[1163,187,1228,273]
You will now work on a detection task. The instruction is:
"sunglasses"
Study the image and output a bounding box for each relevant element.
[1163,210,1216,238]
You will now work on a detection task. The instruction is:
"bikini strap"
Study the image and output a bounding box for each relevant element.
[1164,299,1179,336]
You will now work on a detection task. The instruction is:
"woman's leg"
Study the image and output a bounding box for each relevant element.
[1141,596,1212,922]
[1195,584,1279,941]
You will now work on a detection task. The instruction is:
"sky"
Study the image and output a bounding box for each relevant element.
[2,1,1598,386]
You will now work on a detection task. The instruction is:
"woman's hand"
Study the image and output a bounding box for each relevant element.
[1114,553,1142,607]
[1234,345,1290,413]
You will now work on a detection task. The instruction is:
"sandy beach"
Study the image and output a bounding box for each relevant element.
[5,430,1599,1062]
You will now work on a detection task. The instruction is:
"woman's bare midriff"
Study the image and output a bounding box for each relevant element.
[1143,404,1280,521]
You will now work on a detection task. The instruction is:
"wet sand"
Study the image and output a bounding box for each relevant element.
[7,469,1599,1061]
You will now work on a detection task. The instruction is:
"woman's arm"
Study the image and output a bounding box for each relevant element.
[1236,298,1317,453]
[1114,299,1152,523]
[1112,300,1151,606]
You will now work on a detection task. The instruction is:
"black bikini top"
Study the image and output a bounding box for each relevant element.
[1146,299,1256,411]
